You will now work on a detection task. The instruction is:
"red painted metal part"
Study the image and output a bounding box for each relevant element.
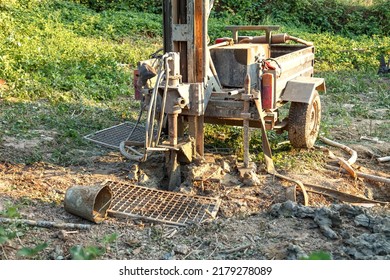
[133,69,142,101]
[261,73,274,109]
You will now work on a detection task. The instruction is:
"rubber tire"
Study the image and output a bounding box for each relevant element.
[288,91,321,149]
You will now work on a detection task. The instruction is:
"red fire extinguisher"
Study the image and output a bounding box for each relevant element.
[261,73,274,110]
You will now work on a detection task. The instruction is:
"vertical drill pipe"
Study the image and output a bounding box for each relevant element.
[168,113,178,146]
[243,119,250,168]
[168,112,180,189]
[196,115,205,156]
[243,74,251,168]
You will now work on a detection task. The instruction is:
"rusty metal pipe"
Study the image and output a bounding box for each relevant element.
[239,33,287,44]
[168,113,178,146]
[239,33,313,46]
[242,74,251,168]
[286,35,314,46]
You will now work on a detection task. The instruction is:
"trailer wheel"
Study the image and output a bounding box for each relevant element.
[288,91,321,148]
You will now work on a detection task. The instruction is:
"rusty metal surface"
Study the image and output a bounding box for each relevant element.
[210,43,269,88]
[84,122,147,150]
[270,45,315,99]
[167,113,180,189]
[281,77,325,104]
[64,184,112,223]
[106,180,221,226]
[225,25,280,43]
[242,74,251,168]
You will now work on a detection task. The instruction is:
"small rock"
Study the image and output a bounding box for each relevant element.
[295,205,315,219]
[54,245,64,260]
[373,217,390,238]
[162,251,176,260]
[269,201,297,218]
[238,162,260,186]
[318,225,339,239]
[41,136,54,142]
[138,172,149,184]
[269,203,283,218]
[132,247,142,256]
[221,161,231,173]
[57,230,69,240]
[242,173,261,186]
[354,214,371,228]
[173,244,190,255]
[315,208,342,227]
[343,246,366,260]
[314,208,341,239]
[339,229,351,239]
[332,204,364,218]
[343,233,390,259]
[179,185,193,194]
[287,244,308,260]
[343,104,355,110]
[128,164,139,181]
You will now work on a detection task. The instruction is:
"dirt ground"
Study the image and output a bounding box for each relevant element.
[0,120,389,260]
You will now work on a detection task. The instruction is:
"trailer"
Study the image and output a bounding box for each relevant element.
[121,0,326,189]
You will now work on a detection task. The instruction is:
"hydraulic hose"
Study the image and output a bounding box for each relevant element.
[120,54,170,162]
[156,57,170,144]
[145,61,165,148]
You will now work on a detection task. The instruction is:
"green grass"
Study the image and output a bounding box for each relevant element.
[0,0,161,102]
[0,97,139,165]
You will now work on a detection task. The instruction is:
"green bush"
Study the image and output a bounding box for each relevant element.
[70,0,162,13]
[213,0,389,36]
[65,0,390,36]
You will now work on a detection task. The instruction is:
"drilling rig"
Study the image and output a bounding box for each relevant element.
[119,0,326,190]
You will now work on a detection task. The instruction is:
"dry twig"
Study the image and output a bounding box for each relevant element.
[219,243,251,254]
[0,217,92,230]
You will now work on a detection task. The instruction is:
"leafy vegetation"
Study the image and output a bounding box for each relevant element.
[213,0,390,36]
[17,242,48,258]
[301,251,332,260]
[0,203,48,259]
[70,245,105,260]
[71,0,390,36]
[70,232,118,260]
[0,201,119,260]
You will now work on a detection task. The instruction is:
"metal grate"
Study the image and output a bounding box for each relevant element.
[105,180,221,226]
[84,122,146,149]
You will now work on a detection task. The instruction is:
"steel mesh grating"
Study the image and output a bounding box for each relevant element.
[84,122,146,149]
[105,180,221,226]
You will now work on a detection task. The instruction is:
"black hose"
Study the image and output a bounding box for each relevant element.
[156,57,170,145]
